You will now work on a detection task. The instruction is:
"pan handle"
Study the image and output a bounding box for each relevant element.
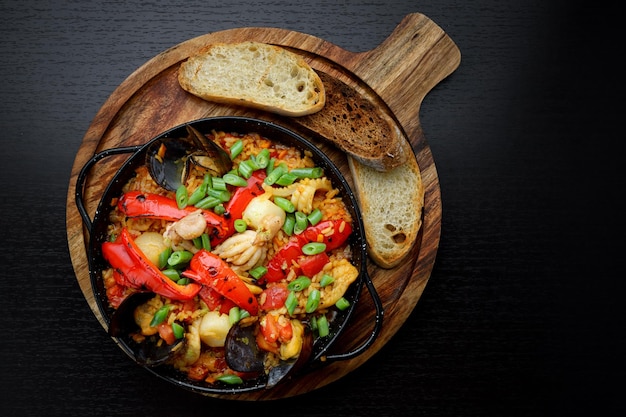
[324,269,384,362]
[75,146,142,233]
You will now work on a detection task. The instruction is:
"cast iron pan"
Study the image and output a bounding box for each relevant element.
[75,116,383,395]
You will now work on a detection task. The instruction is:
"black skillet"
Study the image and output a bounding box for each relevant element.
[75,116,383,395]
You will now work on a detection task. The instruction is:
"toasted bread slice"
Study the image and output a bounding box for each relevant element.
[290,73,408,172]
[348,138,424,268]
[178,42,325,116]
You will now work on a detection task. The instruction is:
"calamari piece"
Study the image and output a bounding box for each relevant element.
[317,258,359,309]
[268,178,333,214]
[213,230,268,272]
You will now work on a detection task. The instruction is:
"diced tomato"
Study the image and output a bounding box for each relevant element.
[299,252,330,277]
[261,313,293,344]
[256,329,278,354]
[260,284,290,311]
[157,323,176,345]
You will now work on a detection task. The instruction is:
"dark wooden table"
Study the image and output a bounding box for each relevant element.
[0,1,621,416]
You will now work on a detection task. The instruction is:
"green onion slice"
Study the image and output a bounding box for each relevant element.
[305,289,321,313]
[217,374,243,385]
[229,139,243,160]
[335,297,351,311]
[302,242,326,255]
[285,291,298,315]
[175,185,188,209]
[234,219,247,233]
[287,276,311,291]
[150,305,170,327]
[172,322,185,339]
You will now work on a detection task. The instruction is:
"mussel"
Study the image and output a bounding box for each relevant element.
[224,318,314,388]
[146,124,233,191]
[108,291,183,367]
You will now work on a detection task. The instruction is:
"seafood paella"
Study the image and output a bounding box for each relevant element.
[98,124,360,387]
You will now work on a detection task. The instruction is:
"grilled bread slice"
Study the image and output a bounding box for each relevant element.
[289,73,408,172]
[348,138,424,268]
[178,41,325,117]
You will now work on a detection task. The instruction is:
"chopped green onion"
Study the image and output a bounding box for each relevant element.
[157,247,172,270]
[294,211,308,234]
[223,173,248,187]
[229,306,240,324]
[319,274,335,287]
[239,310,250,320]
[307,208,323,226]
[302,242,327,255]
[249,265,267,280]
[290,167,323,179]
[175,185,188,209]
[287,276,311,291]
[234,219,247,233]
[150,305,170,327]
[255,148,270,169]
[266,157,276,175]
[187,185,206,206]
[201,233,211,251]
[305,289,321,313]
[335,297,351,311]
[317,314,329,337]
[213,204,225,216]
[168,250,193,267]
[162,268,180,282]
[282,213,295,236]
[207,188,231,202]
[275,172,297,186]
[309,315,318,331]
[195,195,221,209]
[172,322,185,339]
[177,277,190,285]
[217,374,243,385]
[192,236,202,249]
[274,196,295,213]
[229,139,243,160]
[238,159,254,178]
[211,176,227,191]
[264,164,286,185]
[285,291,298,315]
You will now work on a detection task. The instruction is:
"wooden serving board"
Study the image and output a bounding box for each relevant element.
[66,13,460,400]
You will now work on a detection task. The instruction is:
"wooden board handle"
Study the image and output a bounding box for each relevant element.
[345,13,461,136]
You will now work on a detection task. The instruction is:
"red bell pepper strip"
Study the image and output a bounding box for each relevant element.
[101,228,202,300]
[198,285,237,315]
[223,170,266,226]
[263,219,352,283]
[182,249,259,316]
[117,191,230,245]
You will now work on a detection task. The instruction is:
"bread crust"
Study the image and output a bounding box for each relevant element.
[290,73,408,172]
[348,138,424,268]
[178,42,325,117]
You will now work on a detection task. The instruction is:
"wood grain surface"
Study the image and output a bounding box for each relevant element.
[6,0,619,415]
[66,13,460,399]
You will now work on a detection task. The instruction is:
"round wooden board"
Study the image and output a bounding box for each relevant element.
[66,13,460,400]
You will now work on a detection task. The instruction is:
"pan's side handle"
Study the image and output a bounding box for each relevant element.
[324,270,384,362]
[75,146,142,233]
